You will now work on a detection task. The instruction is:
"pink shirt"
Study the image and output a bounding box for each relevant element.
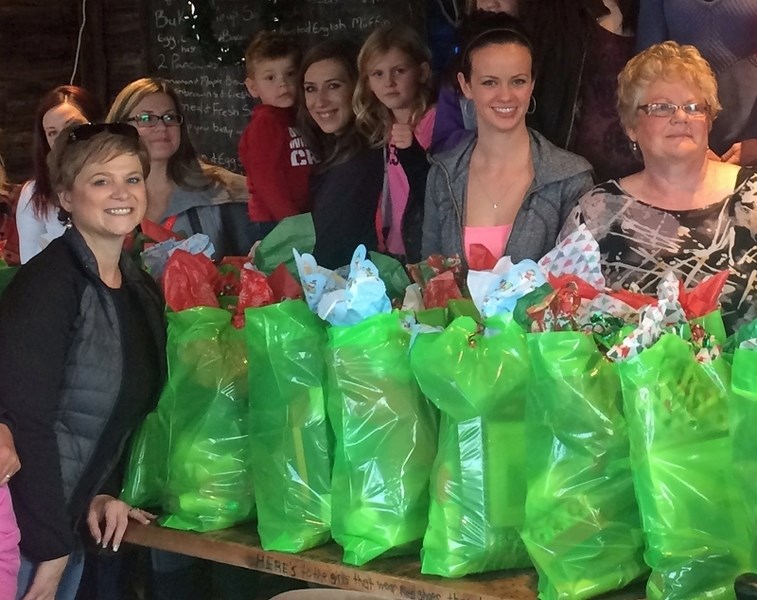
[0,485,19,600]
[464,224,513,264]
[385,107,437,256]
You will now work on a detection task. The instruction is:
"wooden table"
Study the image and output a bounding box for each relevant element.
[124,522,646,600]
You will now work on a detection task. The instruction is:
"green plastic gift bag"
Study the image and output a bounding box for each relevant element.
[245,300,332,553]
[255,213,315,277]
[730,340,757,566]
[523,331,647,600]
[327,311,438,566]
[159,307,256,532]
[120,399,170,509]
[410,314,531,578]
[618,333,751,600]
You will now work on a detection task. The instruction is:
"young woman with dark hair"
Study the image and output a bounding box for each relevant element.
[431,1,641,181]
[16,85,102,263]
[423,20,593,266]
[297,39,385,269]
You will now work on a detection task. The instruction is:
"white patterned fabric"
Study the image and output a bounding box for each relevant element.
[560,169,757,333]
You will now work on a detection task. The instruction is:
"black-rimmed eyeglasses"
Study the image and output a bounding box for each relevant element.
[126,113,184,128]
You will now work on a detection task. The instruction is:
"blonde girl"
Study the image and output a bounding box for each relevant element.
[354,24,436,262]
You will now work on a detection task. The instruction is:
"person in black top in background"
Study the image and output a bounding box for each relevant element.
[297,39,384,269]
[521,0,641,180]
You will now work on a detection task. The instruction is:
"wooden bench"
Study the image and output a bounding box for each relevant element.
[124,522,646,600]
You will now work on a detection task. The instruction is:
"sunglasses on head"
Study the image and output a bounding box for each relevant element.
[67,122,139,142]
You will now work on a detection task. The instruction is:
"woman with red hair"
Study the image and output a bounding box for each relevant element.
[16,85,102,263]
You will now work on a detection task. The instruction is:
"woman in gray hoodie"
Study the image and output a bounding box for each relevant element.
[422,19,594,266]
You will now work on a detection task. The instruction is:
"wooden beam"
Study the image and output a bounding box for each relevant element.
[124,522,647,600]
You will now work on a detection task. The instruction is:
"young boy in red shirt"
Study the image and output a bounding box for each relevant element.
[239,31,316,246]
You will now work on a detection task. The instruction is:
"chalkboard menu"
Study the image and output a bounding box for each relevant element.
[147,0,425,173]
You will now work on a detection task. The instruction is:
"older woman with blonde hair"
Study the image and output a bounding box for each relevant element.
[107,78,248,257]
[560,41,757,333]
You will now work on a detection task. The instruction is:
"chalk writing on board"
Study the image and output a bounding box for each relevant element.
[147,0,423,173]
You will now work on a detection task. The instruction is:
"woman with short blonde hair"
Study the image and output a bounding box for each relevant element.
[561,41,757,335]
[617,40,721,131]
[1,122,166,599]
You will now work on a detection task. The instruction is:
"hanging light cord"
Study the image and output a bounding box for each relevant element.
[70,0,88,84]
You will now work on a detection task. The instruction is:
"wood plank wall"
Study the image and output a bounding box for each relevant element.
[0,0,148,182]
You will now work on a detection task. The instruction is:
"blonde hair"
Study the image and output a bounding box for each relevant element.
[617,41,721,131]
[353,24,433,148]
[107,77,227,190]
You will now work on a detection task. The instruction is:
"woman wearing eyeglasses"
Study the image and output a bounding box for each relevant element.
[109,78,266,600]
[636,0,757,165]
[560,41,757,334]
[107,78,248,258]
[0,123,166,599]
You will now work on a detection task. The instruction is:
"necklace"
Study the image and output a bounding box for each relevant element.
[471,164,503,210]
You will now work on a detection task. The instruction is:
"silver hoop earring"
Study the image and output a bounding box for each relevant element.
[527,96,537,115]
[463,99,476,120]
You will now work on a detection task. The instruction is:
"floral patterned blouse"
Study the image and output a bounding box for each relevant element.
[560,169,757,333]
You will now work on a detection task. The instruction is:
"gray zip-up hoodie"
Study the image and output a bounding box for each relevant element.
[422,128,594,265]
[163,170,248,259]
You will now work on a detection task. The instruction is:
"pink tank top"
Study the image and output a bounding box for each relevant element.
[464,224,513,264]
[0,485,19,598]
[384,107,437,256]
